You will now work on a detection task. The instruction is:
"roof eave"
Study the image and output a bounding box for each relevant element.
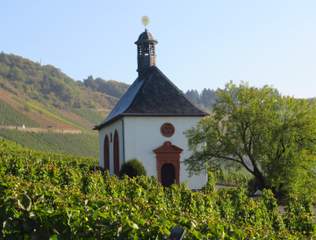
[122,112,209,117]
[94,112,209,130]
[93,114,124,130]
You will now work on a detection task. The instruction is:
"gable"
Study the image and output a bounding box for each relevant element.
[125,67,207,116]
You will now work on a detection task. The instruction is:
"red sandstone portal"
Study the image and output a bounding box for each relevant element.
[153,141,183,186]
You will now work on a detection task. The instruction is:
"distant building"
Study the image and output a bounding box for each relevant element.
[95,29,208,189]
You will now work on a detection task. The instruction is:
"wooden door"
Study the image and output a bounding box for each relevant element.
[161,163,176,187]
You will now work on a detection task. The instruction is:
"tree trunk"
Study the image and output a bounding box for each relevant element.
[253,166,266,190]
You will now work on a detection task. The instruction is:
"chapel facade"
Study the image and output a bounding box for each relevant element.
[95,29,208,189]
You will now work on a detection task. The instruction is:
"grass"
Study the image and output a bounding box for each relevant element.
[0,129,98,158]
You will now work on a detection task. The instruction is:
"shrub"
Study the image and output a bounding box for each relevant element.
[284,196,316,237]
[119,159,146,178]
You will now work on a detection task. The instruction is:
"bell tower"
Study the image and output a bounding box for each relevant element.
[135,17,158,76]
[135,29,158,75]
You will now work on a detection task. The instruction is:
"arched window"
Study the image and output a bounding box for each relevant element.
[103,135,110,171]
[113,130,120,175]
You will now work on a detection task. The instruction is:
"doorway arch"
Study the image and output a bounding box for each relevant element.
[153,141,183,186]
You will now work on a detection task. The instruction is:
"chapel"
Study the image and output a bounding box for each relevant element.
[95,28,208,189]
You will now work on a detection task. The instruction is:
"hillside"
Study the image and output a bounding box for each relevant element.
[0,52,129,130]
[0,52,131,156]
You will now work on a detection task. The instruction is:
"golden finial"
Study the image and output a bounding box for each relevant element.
[141,16,150,28]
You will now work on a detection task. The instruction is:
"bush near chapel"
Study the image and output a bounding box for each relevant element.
[119,159,147,178]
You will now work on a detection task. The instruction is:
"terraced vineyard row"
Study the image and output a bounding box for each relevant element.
[0,139,315,239]
[0,130,98,158]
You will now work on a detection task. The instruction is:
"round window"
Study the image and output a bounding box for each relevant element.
[160,123,175,137]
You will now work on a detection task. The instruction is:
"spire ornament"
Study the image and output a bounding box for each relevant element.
[141,16,150,28]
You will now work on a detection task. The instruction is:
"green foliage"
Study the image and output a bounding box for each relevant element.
[83,75,129,99]
[285,196,316,236]
[0,139,315,239]
[119,159,147,178]
[186,82,316,200]
[0,129,98,158]
[202,170,216,193]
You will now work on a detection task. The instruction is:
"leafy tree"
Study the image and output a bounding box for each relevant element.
[83,75,129,98]
[185,82,316,198]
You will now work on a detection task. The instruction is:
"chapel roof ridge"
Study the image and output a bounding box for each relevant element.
[95,66,208,130]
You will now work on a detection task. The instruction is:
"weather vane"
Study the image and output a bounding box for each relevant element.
[141,16,150,28]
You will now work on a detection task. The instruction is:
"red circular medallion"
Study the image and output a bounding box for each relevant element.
[160,123,175,137]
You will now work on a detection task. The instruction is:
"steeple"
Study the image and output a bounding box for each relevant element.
[135,29,158,76]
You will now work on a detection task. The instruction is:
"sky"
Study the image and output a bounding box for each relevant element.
[1,0,316,98]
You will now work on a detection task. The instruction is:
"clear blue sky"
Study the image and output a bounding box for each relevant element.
[1,0,316,98]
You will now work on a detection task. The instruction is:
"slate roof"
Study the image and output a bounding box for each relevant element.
[95,66,208,130]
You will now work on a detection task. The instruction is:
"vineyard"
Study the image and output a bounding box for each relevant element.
[0,139,315,239]
[0,100,38,127]
[0,129,98,158]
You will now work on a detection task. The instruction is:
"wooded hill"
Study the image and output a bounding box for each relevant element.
[0,52,130,156]
[0,52,130,129]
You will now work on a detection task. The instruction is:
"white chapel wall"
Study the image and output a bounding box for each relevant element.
[98,119,124,175]
[123,116,207,189]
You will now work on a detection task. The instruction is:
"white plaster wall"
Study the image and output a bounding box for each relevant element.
[98,119,124,175]
[123,116,207,189]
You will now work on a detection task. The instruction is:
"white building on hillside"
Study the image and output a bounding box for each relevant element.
[95,29,208,189]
